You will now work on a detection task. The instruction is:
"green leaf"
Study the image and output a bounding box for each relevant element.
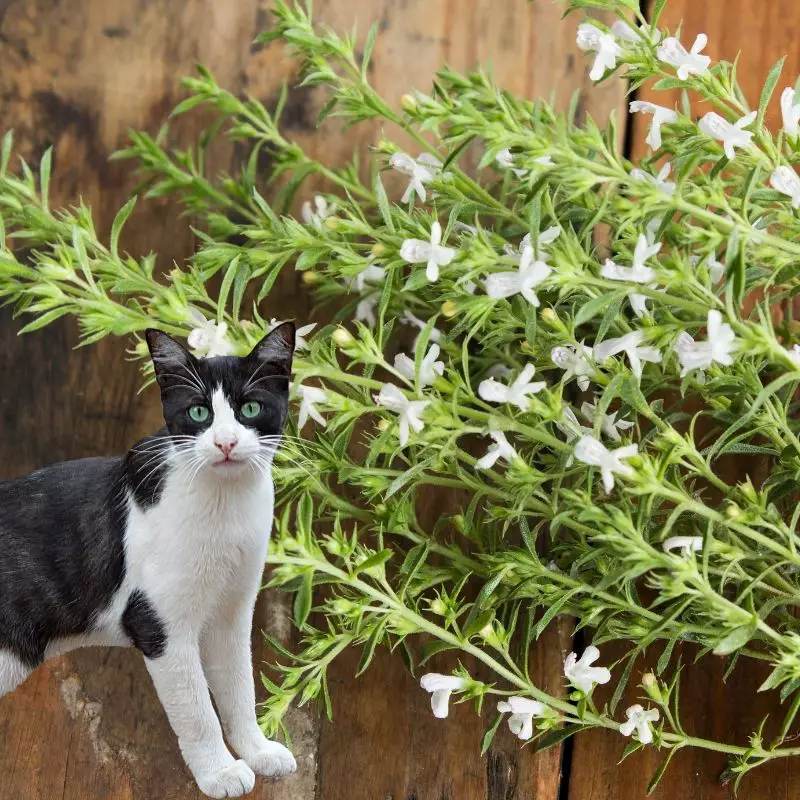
[713,622,757,655]
[39,147,52,211]
[356,619,386,676]
[757,56,786,128]
[646,748,680,795]
[293,570,313,629]
[109,197,137,260]
[374,174,395,231]
[575,290,625,327]
[217,255,240,322]
[361,22,378,81]
[536,724,587,752]
[354,549,393,575]
[481,713,504,755]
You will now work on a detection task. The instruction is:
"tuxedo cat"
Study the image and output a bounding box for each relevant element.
[0,323,297,798]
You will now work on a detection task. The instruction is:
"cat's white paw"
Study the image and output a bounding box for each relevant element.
[246,740,297,778]
[197,759,256,798]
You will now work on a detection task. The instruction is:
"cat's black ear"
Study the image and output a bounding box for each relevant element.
[145,329,195,385]
[248,322,295,377]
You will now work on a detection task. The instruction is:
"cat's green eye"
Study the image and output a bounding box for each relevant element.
[188,405,210,423]
[241,401,262,420]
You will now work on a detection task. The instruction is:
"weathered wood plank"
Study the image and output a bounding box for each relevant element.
[569,1,800,798]
[0,0,626,798]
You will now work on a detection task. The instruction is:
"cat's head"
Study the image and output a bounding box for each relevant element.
[144,323,295,478]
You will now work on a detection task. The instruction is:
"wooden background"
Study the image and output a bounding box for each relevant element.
[0,0,799,798]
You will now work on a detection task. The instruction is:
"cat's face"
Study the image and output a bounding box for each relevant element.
[145,323,295,478]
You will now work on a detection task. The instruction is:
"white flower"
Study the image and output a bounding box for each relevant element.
[601,234,661,285]
[551,343,595,391]
[662,536,703,555]
[698,111,756,160]
[497,696,547,740]
[691,252,726,284]
[576,22,623,82]
[301,195,335,229]
[574,435,638,493]
[564,645,611,694]
[496,148,526,178]
[350,263,386,293]
[619,704,660,745]
[630,162,676,195]
[629,101,679,150]
[394,344,444,388]
[296,384,327,429]
[505,226,561,261]
[401,310,442,347]
[476,430,518,470]
[790,344,800,365]
[611,20,661,44]
[390,152,442,203]
[770,165,800,209]
[486,244,552,307]
[270,318,316,351]
[674,310,737,377]
[187,312,235,358]
[556,407,591,444]
[355,295,379,327]
[581,401,634,442]
[419,673,468,718]
[400,221,456,282]
[657,34,711,80]
[478,364,546,410]
[594,331,662,380]
[535,155,555,167]
[782,87,800,137]
[373,383,429,447]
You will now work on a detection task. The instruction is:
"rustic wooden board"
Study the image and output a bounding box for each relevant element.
[568,2,800,799]
[0,1,622,799]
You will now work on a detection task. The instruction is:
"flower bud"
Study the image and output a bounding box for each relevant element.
[441,300,457,318]
[401,93,417,112]
[374,503,388,516]
[324,216,339,230]
[302,270,320,285]
[332,326,354,347]
[325,538,342,555]
[377,419,390,431]
[429,598,447,615]
[540,307,557,323]
[725,502,741,519]
[641,672,664,704]
[371,242,388,258]
[452,514,466,533]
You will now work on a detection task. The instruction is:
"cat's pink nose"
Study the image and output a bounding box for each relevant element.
[215,439,238,457]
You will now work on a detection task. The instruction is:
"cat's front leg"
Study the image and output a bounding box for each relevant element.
[202,606,297,778]
[145,637,256,798]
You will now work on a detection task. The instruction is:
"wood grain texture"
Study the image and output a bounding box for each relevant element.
[0,0,622,798]
[568,2,800,799]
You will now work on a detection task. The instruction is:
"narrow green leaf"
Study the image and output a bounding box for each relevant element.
[757,56,786,128]
[110,196,137,260]
[713,622,757,655]
[39,147,52,211]
[293,570,313,629]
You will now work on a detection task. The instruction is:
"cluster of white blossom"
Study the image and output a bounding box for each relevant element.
[419,646,660,745]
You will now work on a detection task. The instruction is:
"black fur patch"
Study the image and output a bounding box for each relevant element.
[122,590,167,659]
[0,457,127,666]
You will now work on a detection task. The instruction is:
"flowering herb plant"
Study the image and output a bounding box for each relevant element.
[3,0,800,790]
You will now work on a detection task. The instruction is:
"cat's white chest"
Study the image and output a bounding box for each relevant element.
[125,471,274,629]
